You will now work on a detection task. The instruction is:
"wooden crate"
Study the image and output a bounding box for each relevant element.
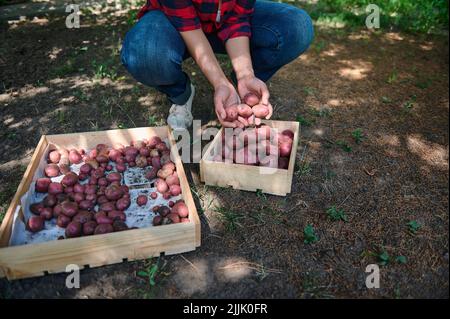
[0,126,200,280]
[200,120,299,196]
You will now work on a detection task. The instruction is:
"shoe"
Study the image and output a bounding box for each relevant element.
[167,84,195,130]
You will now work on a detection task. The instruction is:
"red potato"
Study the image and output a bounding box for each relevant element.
[86,193,97,202]
[73,183,85,193]
[48,182,64,195]
[78,173,88,181]
[62,172,79,187]
[56,193,68,203]
[88,176,98,185]
[172,201,189,218]
[181,218,190,223]
[96,144,108,152]
[168,201,175,207]
[158,205,171,217]
[225,105,239,121]
[69,149,82,164]
[35,178,51,193]
[116,163,126,173]
[139,147,150,157]
[27,216,44,233]
[40,207,53,220]
[135,155,147,168]
[162,162,175,171]
[73,192,85,203]
[116,197,131,211]
[152,205,160,213]
[91,167,105,179]
[165,174,180,186]
[128,161,136,168]
[281,129,295,140]
[169,184,182,196]
[65,221,82,238]
[73,211,94,224]
[53,204,62,218]
[243,92,260,107]
[163,192,172,200]
[149,149,160,158]
[48,150,61,164]
[252,104,270,118]
[125,146,139,158]
[105,184,124,201]
[160,153,171,166]
[96,154,108,164]
[152,215,162,226]
[44,164,60,177]
[108,149,122,162]
[120,185,129,194]
[108,210,126,222]
[157,167,173,179]
[155,142,168,152]
[105,164,113,171]
[96,215,114,225]
[30,202,44,215]
[97,195,108,205]
[137,195,148,206]
[167,213,180,224]
[79,199,94,210]
[151,157,161,169]
[150,192,158,199]
[100,202,116,212]
[279,142,292,157]
[61,201,78,217]
[43,194,57,207]
[113,220,129,232]
[156,179,169,193]
[133,140,146,149]
[57,214,71,228]
[64,186,74,194]
[98,177,108,187]
[83,221,98,235]
[237,103,253,118]
[84,184,97,195]
[94,223,114,235]
[85,159,99,170]
[148,136,162,148]
[58,163,71,175]
[278,157,289,169]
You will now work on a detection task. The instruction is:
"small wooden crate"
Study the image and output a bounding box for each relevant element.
[200,120,299,196]
[0,126,200,280]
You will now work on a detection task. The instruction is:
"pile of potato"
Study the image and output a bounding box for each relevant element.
[224,93,270,126]
[213,124,295,169]
[29,136,189,238]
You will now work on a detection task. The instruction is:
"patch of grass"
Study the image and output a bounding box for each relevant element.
[303,86,316,96]
[407,220,421,234]
[296,114,313,127]
[73,89,89,102]
[56,110,68,124]
[53,59,78,77]
[309,108,331,118]
[396,255,408,264]
[255,189,267,201]
[92,60,118,80]
[377,248,390,266]
[351,128,365,144]
[296,162,312,176]
[304,224,319,244]
[326,206,348,222]
[137,258,160,287]
[386,69,398,84]
[215,207,243,232]
[381,96,392,104]
[415,78,433,89]
[403,95,417,111]
[335,140,352,152]
[148,115,157,126]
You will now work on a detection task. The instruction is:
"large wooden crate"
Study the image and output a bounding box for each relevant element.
[200,120,299,196]
[0,126,200,280]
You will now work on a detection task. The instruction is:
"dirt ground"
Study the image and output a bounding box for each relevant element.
[0,2,448,299]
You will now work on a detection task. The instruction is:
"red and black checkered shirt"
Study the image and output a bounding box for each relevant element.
[137,0,255,42]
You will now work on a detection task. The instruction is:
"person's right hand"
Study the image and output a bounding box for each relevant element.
[214,82,244,128]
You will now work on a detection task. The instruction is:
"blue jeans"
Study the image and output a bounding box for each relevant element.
[121,0,314,105]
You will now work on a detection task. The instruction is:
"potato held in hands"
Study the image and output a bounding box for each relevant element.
[252,104,270,119]
[225,105,239,122]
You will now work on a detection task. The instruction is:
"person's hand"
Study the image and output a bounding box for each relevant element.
[214,82,244,128]
[237,75,273,124]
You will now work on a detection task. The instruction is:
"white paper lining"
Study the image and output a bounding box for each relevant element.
[9,146,178,246]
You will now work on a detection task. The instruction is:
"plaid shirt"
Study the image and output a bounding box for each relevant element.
[137,0,255,42]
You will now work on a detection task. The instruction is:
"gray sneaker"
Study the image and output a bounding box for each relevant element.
[167,84,195,130]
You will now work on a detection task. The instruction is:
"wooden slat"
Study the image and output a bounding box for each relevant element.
[0,135,48,248]
[0,223,196,280]
[0,126,201,279]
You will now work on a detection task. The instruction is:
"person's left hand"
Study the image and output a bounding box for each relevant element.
[237,75,273,125]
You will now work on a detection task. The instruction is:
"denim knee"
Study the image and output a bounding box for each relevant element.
[121,23,185,87]
[283,8,314,62]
